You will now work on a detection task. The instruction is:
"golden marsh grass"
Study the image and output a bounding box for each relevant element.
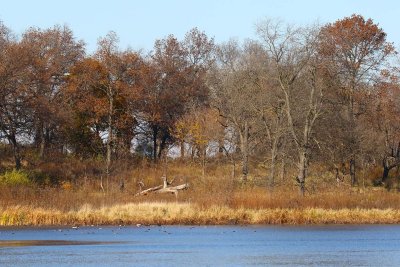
[1,162,400,226]
[1,202,400,226]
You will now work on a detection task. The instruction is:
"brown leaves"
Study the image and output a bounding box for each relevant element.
[140,28,214,128]
[318,13,396,123]
[319,14,395,71]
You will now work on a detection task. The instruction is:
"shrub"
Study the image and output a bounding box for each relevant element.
[61,181,73,191]
[28,170,55,187]
[0,169,32,186]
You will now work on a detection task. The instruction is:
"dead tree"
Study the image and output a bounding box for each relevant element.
[135,176,189,197]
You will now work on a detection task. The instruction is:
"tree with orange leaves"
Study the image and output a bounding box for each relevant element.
[66,32,143,189]
[21,25,85,158]
[173,108,223,177]
[369,70,400,185]
[0,23,33,169]
[319,14,395,186]
[139,28,214,162]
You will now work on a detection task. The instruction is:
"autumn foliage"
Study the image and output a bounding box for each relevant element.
[1,14,400,202]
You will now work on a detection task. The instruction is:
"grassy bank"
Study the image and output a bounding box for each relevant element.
[1,161,400,226]
[1,202,400,226]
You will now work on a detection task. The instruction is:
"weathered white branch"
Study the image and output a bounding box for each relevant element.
[135,184,164,196]
[135,177,189,196]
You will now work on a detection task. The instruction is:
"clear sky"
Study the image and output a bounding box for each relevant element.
[1,0,399,53]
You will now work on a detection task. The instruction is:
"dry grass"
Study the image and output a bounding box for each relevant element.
[1,202,400,226]
[1,160,400,225]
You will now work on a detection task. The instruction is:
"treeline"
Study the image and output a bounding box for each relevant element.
[1,14,399,194]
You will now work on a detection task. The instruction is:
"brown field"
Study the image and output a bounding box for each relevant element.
[1,161,400,226]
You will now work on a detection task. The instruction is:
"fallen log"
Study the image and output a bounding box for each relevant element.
[135,184,163,196]
[156,183,190,195]
[135,176,189,196]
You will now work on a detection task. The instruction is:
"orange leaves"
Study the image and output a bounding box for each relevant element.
[64,32,146,158]
[138,28,214,135]
[319,14,394,62]
[67,58,107,113]
[319,13,396,111]
[173,108,221,148]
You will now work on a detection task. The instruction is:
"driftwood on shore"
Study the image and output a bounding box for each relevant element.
[135,176,189,196]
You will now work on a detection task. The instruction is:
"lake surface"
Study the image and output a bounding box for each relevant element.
[0,225,400,266]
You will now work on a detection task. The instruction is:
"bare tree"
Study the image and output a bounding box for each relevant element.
[210,39,264,182]
[256,20,324,195]
[240,41,288,189]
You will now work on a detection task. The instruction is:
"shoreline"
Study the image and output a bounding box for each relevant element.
[2,202,400,226]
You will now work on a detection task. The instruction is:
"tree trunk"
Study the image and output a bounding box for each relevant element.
[180,140,185,159]
[269,156,275,189]
[350,157,356,186]
[348,83,357,187]
[381,156,400,184]
[9,135,21,170]
[152,126,158,163]
[201,146,206,179]
[218,137,224,159]
[39,137,45,158]
[382,164,390,183]
[296,150,308,196]
[39,125,50,159]
[239,121,249,182]
[280,157,286,182]
[268,140,278,190]
[335,166,341,184]
[14,150,21,170]
[157,131,168,159]
[190,144,196,161]
[34,122,45,158]
[231,160,236,180]
[106,93,114,192]
[162,149,168,178]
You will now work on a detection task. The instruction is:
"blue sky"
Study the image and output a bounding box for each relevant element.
[1,0,399,53]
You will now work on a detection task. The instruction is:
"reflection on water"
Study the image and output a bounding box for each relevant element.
[0,225,400,266]
[0,240,123,247]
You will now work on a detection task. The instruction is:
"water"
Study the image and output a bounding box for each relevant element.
[0,225,400,266]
